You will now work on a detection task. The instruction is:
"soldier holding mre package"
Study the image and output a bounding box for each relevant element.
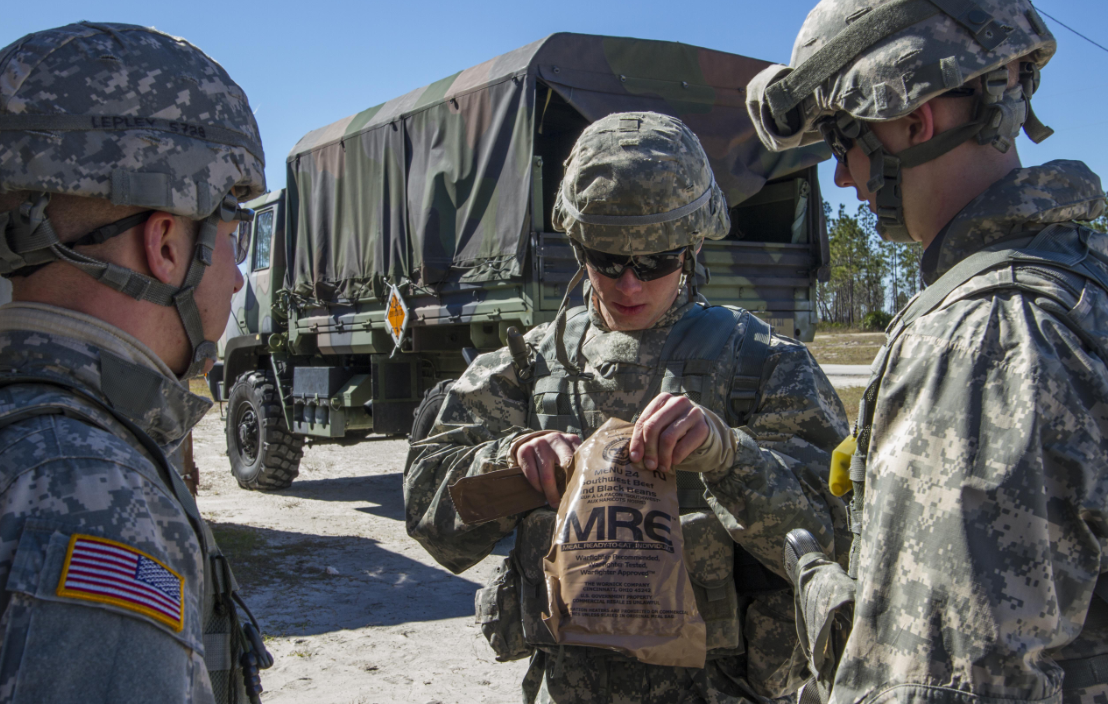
[746,0,1108,701]
[405,111,849,703]
[0,23,271,703]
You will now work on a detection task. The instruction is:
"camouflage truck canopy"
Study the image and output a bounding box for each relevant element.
[287,32,826,302]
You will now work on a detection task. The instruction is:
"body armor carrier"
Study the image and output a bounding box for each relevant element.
[479,302,791,663]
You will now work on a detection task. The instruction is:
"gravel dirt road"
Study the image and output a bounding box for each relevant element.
[192,409,527,704]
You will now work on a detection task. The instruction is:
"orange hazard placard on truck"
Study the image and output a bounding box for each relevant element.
[386,285,409,346]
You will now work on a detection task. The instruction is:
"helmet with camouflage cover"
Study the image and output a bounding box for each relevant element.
[552,111,729,258]
[548,112,728,372]
[746,0,1056,242]
[0,22,266,378]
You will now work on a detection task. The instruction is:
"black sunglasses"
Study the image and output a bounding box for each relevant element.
[580,245,686,282]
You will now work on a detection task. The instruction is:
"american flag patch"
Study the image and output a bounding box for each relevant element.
[56,535,185,632]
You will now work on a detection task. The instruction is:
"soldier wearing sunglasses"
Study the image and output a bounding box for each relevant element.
[405,112,848,703]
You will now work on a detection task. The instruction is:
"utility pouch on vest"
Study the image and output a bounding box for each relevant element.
[745,590,810,699]
[204,550,245,703]
[681,511,741,652]
[792,551,855,704]
[474,550,532,662]
[517,509,559,648]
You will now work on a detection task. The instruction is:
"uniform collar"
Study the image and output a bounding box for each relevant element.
[0,302,211,446]
[922,160,1106,285]
[585,280,703,332]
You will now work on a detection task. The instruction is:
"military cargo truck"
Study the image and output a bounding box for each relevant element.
[215,32,830,490]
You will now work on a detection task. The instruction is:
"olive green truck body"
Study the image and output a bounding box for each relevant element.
[215,33,829,489]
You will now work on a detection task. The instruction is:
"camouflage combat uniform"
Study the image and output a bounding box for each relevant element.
[0,302,246,703]
[808,161,1108,704]
[0,21,267,704]
[405,283,849,703]
[746,0,1108,699]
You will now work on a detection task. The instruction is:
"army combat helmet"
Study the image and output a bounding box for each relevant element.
[746,0,1056,242]
[553,111,729,287]
[0,22,266,378]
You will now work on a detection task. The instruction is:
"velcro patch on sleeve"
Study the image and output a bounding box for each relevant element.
[56,534,185,632]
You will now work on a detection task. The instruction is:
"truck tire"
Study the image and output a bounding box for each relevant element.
[226,371,303,490]
[409,380,455,444]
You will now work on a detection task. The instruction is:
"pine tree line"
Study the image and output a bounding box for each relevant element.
[817,202,922,329]
[818,195,1108,329]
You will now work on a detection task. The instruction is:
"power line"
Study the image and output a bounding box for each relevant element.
[1033,4,1108,56]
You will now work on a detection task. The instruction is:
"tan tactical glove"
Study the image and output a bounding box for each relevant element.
[674,406,737,477]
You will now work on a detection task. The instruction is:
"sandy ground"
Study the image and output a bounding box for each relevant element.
[192,409,528,704]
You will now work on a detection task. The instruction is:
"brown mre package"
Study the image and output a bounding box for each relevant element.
[542,417,706,668]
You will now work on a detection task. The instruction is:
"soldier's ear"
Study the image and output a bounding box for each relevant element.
[905,102,936,147]
[865,105,935,157]
[142,212,193,286]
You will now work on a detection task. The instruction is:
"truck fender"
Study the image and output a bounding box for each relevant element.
[223,334,269,391]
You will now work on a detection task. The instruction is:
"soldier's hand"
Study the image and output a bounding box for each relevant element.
[629,393,710,473]
[514,432,581,509]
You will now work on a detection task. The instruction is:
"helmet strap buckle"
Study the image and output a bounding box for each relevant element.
[974,82,1027,153]
[0,193,63,276]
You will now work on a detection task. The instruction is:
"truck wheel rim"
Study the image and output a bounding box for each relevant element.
[236,407,260,463]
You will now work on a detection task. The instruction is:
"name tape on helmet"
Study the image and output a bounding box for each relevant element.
[0,114,264,165]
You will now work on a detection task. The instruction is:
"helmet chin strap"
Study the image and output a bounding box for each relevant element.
[681,244,698,299]
[837,67,1050,243]
[0,191,248,381]
[173,209,223,380]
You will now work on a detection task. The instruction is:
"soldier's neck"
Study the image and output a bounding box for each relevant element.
[12,264,190,377]
[906,143,1023,251]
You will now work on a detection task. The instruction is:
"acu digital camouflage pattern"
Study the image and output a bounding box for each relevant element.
[0,22,265,219]
[801,161,1108,703]
[552,112,728,255]
[746,0,1056,153]
[286,33,827,303]
[0,303,236,704]
[404,287,850,702]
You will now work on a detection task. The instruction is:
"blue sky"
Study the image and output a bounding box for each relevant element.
[7,0,1107,218]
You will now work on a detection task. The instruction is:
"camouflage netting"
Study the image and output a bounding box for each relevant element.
[287,33,827,303]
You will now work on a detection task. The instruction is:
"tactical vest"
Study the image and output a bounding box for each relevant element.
[847,223,1108,690]
[0,367,271,704]
[479,302,790,663]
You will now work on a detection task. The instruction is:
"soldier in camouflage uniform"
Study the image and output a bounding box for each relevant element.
[748,1,1108,701]
[0,23,270,703]
[405,111,849,703]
